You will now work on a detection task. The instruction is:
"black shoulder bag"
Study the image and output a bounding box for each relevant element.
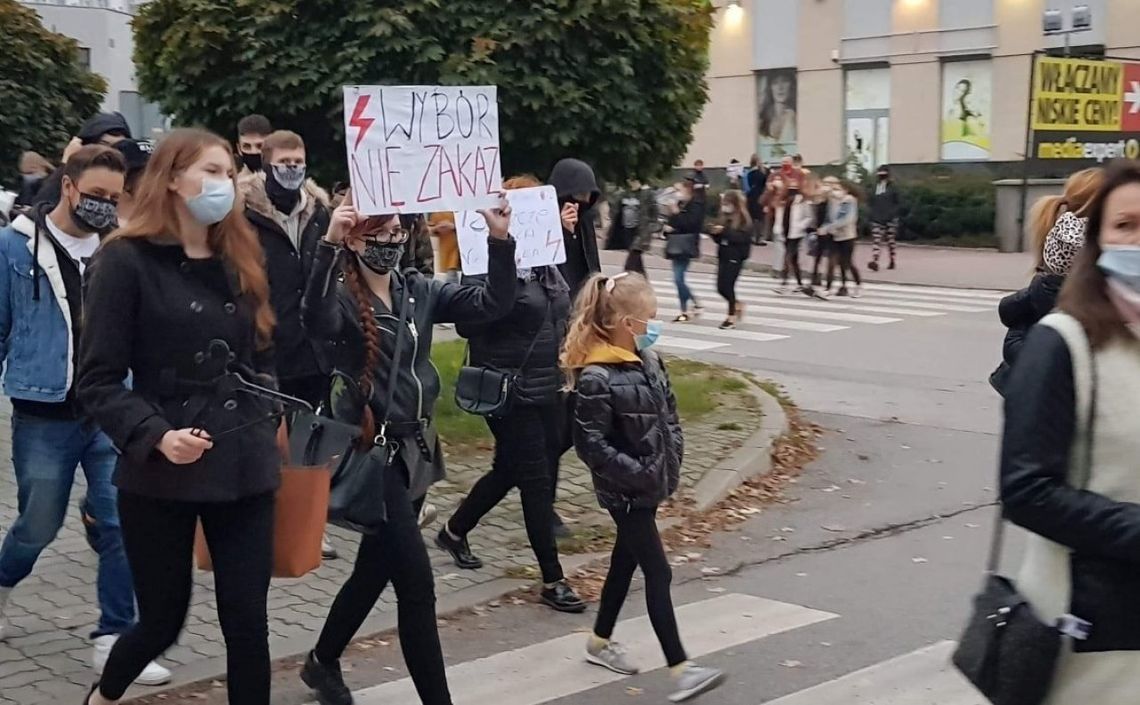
[952,322,1097,705]
[288,290,411,535]
[455,301,549,418]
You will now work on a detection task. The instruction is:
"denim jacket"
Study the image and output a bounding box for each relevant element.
[0,214,74,402]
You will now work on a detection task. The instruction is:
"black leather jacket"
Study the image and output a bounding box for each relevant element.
[1001,324,1140,651]
[456,267,571,406]
[572,350,683,511]
[991,271,1064,395]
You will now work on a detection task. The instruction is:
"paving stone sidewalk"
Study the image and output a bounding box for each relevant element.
[0,387,761,704]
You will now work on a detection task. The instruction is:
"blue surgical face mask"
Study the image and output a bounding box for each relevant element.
[1098,244,1140,292]
[634,319,663,351]
[185,177,235,226]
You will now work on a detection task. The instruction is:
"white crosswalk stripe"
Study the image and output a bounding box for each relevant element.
[347,593,838,705]
[638,270,1005,354]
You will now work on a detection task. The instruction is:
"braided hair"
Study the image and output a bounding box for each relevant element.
[341,254,381,446]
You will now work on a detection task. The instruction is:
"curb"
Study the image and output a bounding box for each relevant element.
[689,379,789,512]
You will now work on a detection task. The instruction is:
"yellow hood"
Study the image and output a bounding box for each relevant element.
[579,344,641,367]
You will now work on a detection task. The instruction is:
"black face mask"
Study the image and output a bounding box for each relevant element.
[358,241,405,275]
[240,152,262,172]
[71,193,119,235]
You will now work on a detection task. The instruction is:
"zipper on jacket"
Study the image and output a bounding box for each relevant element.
[407,296,424,421]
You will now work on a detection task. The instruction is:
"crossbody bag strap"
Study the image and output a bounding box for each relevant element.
[373,286,412,446]
[516,300,552,372]
[986,313,1098,575]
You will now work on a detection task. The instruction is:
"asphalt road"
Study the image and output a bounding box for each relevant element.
[321,255,1016,705]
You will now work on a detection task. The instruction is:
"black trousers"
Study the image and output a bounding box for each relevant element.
[782,237,804,286]
[594,507,687,667]
[716,256,744,316]
[315,462,451,705]
[624,249,646,275]
[448,404,565,584]
[99,491,274,703]
[829,239,862,288]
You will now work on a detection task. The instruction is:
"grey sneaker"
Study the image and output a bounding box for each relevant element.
[0,587,11,641]
[669,663,725,702]
[586,640,639,675]
[418,502,438,529]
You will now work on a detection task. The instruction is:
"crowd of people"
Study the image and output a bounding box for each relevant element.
[0,112,725,705]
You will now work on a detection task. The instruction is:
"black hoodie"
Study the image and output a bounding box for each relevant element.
[34,113,133,209]
[548,158,602,297]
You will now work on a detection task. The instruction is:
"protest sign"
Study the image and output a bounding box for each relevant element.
[342,85,503,215]
[456,186,566,275]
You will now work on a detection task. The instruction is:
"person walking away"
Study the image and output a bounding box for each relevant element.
[0,145,172,687]
[867,165,901,272]
[617,180,660,275]
[744,157,767,245]
[238,130,342,559]
[808,176,835,296]
[823,179,862,298]
[548,158,602,299]
[429,212,461,284]
[663,178,704,322]
[235,114,272,176]
[774,181,815,296]
[989,167,1102,395]
[709,190,753,329]
[298,191,517,705]
[438,177,585,613]
[998,160,1140,705]
[14,151,53,212]
[77,128,279,705]
[562,272,726,703]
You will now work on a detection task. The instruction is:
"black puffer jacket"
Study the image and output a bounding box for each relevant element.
[456,267,571,406]
[573,349,683,511]
[990,271,1064,395]
[548,158,601,297]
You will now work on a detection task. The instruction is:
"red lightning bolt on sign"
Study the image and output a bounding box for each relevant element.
[349,95,374,149]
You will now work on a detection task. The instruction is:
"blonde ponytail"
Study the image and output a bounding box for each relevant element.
[560,272,655,390]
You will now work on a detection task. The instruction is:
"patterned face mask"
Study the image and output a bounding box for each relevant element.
[269,163,306,191]
[358,240,405,275]
[71,193,119,234]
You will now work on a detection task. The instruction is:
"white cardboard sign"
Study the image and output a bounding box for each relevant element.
[456,186,566,275]
[342,85,502,215]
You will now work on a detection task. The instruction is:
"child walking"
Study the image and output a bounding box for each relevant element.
[561,272,726,703]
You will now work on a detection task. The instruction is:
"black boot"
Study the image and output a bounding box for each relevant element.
[435,528,484,570]
[868,260,880,272]
[541,580,587,613]
[888,257,896,270]
[301,651,353,705]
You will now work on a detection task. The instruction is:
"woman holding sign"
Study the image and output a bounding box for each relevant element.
[438,175,586,614]
[299,190,517,705]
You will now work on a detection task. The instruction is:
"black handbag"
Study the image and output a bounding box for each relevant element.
[665,231,700,260]
[454,301,548,418]
[952,327,1097,705]
[288,290,412,534]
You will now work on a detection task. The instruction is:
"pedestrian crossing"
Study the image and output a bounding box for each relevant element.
[339,593,985,705]
[644,271,1007,355]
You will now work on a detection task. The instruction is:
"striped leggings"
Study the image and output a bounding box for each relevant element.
[871,219,898,263]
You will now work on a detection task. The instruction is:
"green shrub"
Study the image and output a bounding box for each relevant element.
[898,176,995,242]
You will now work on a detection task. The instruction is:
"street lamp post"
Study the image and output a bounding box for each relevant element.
[1043,4,1092,57]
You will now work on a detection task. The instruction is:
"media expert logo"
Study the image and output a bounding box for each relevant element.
[1035,135,1140,162]
[1031,56,1140,160]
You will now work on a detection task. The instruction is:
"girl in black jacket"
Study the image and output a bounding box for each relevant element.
[298,192,517,705]
[664,180,704,322]
[562,272,725,703]
[78,129,279,705]
[710,190,754,329]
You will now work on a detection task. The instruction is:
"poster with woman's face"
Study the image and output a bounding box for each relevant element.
[941,61,992,160]
[756,68,798,163]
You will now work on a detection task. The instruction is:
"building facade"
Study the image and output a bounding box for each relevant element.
[18,0,164,138]
[685,0,1140,170]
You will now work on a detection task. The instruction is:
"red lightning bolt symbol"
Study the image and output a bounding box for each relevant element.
[349,95,374,149]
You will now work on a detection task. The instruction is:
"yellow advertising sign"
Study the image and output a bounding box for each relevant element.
[1032,56,1124,132]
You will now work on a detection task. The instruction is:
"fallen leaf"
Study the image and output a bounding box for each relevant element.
[796,572,808,577]
[912,557,929,564]
[700,567,722,576]
[856,454,870,461]
[626,686,645,696]
[821,524,846,532]
[820,642,833,647]
[707,587,727,593]
[780,660,803,668]
[900,444,911,450]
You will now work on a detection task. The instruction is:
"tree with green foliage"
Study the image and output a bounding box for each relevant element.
[133,0,713,185]
[0,0,107,189]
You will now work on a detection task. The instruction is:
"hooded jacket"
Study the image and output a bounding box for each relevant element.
[240,171,331,381]
[548,158,601,297]
[571,345,683,512]
[456,267,571,406]
[34,113,134,209]
[989,270,1066,396]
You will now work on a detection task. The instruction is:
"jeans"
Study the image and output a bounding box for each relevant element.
[447,404,565,584]
[594,507,687,667]
[672,258,698,312]
[315,462,452,705]
[0,412,135,638]
[98,491,274,703]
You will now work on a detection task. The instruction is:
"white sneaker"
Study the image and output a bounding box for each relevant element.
[321,535,339,560]
[92,634,173,686]
[852,284,863,298]
[0,587,11,641]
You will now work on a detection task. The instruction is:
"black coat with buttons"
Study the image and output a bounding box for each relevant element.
[77,237,280,502]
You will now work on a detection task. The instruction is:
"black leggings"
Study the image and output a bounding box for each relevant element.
[448,404,564,584]
[100,491,274,703]
[717,256,744,316]
[594,507,687,667]
[315,463,452,705]
[830,239,862,288]
[783,237,803,286]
